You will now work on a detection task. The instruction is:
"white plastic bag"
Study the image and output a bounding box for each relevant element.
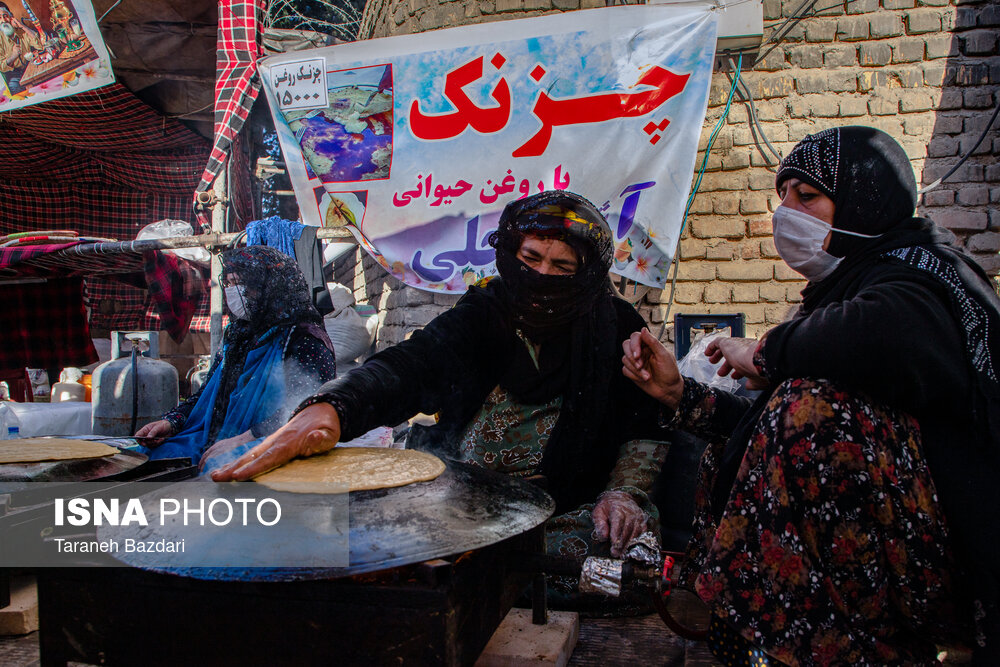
[325,306,377,364]
[676,332,741,393]
[136,220,211,263]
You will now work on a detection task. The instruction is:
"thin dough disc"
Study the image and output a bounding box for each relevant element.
[255,447,446,493]
[0,438,118,464]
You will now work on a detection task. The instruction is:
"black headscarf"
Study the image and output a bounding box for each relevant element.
[775,125,919,258]
[764,126,1000,656]
[487,190,620,511]
[209,246,327,443]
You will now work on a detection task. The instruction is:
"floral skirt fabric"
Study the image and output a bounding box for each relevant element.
[687,378,970,666]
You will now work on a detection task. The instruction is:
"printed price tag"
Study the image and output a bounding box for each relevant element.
[271,58,328,111]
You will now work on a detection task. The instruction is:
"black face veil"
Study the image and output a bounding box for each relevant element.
[489,190,614,341]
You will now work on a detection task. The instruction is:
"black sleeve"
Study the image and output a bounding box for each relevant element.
[250,332,338,439]
[761,265,967,414]
[302,287,510,441]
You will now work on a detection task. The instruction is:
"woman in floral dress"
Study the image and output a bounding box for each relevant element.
[624,126,1000,664]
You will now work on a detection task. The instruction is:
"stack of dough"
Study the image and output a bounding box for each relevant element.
[0,438,117,464]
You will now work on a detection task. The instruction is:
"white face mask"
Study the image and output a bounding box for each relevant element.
[225,285,249,320]
[771,205,880,282]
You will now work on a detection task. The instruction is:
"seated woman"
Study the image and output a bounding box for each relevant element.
[213,191,668,585]
[623,126,1000,664]
[136,245,336,470]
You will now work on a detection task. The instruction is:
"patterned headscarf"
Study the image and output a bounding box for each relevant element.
[775,126,918,258]
[207,246,323,442]
[488,190,613,341]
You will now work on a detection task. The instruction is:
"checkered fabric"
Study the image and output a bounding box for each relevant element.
[143,250,210,342]
[0,278,99,371]
[194,0,266,226]
[0,83,214,335]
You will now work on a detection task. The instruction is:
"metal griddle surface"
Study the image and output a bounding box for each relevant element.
[101,458,555,582]
[0,438,147,482]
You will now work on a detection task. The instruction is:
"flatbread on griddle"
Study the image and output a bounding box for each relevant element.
[255,446,445,493]
[0,438,118,464]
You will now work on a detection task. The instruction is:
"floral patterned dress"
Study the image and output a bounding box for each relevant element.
[671,377,971,666]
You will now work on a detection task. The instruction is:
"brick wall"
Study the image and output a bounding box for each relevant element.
[339,0,999,348]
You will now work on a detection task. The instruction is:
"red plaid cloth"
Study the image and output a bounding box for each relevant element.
[195,0,265,227]
[0,242,83,270]
[0,278,99,371]
[143,250,210,342]
[0,84,213,333]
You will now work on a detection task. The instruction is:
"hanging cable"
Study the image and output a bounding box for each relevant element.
[754,0,823,67]
[658,55,744,338]
[725,57,783,168]
[918,97,1000,195]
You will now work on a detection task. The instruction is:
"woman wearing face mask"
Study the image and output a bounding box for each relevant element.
[623,126,1000,664]
[135,245,336,470]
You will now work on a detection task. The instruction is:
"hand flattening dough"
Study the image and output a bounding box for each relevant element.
[254,447,446,493]
[0,438,118,464]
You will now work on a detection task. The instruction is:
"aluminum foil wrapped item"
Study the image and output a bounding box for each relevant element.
[579,556,623,597]
[624,530,661,567]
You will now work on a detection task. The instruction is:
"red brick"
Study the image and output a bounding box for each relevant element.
[689,218,747,239]
[934,209,989,230]
[676,261,717,281]
[704,283,732,303]
[718,260,776,281]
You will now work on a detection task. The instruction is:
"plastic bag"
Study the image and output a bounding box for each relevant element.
[326,282,356,314]
[324,306,378,364]
[136,220,210,263]
[676,332,740,393]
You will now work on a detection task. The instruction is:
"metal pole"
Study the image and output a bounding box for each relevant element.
[209,169,227,357]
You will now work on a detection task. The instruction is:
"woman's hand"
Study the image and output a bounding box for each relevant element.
[198,430,255,472]
[210,403,341,482]
[593,490,649,558]
[134,419,175,447]
[705,337,769,390]
[622,328,684,409]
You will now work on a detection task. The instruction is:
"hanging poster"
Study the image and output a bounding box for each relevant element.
[261,4,717,292]
[0,0,113,111]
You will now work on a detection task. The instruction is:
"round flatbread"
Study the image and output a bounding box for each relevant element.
[255,447,445,494]
[0,438,118,464]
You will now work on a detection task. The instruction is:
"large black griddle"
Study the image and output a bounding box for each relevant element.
[40,458,555,666]
[99,457,555,581]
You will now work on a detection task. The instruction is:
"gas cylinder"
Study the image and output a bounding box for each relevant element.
[91,332,179,436]
[187,355,213,395]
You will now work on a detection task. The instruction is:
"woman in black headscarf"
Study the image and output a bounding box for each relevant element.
[624,126,1000,664]
[136,245,336,469]
[214,191,666,571]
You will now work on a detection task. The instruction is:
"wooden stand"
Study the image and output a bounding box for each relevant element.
[477,608,580,667]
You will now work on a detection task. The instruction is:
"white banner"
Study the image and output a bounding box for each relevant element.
[261,4,717,292]
[0,0,114,111]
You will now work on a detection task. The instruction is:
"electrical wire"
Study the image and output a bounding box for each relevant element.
[725,56,784,167]
[918,97,1000,195]
[658,54,744,337]
[754,0,823,67]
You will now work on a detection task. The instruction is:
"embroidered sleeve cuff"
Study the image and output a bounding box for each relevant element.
[753,338,769,380]
[292,392,354,441]
[662,377,717,432]
[162,412,185,434]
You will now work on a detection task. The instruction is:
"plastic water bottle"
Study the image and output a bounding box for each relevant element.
[6,426,19,440]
